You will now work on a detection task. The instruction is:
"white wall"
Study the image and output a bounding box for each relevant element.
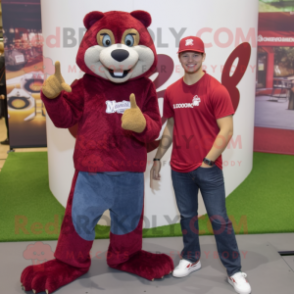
[41,0,258,228]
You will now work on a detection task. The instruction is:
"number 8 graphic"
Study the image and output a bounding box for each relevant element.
[221,42,251,111]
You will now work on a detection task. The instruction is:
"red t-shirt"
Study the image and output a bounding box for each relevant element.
[163,73,234,172]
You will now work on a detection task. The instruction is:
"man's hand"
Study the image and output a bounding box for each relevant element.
[150,160,161,189]
[42,61,72,99]
[200,162,212,168]
[200,162,213,168]
[0,95,5,100]
[121,93,146,133]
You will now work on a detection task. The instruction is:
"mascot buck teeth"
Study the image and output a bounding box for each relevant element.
[20,10,174,294]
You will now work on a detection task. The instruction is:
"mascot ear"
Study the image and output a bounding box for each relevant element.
[84,11,104,29]
[130,10,152,27]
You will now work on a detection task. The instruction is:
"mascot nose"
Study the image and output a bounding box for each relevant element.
[111,49,129,62]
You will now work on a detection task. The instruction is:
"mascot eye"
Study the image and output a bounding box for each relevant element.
[121,29,140,46]
[125,34,135,47]
[102,34,112,47]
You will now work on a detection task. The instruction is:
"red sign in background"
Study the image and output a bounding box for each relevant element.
[255,12,294,155]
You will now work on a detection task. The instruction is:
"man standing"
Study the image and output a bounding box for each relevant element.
[150,36,251,294]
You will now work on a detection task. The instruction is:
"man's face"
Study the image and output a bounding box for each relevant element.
[179,51,206,74]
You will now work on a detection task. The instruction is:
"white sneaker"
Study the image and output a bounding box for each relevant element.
[172,259,201,278]
[228,272,251,294]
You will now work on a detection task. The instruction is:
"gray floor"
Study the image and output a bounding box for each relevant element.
[1,233,294,294]
[255,95,294,130]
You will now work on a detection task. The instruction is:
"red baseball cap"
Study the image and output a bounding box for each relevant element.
[177,36,205,54]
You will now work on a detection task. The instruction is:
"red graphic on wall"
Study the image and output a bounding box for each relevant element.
[221,42,251,111]
[68,46,251,152]
[146,54,174,152]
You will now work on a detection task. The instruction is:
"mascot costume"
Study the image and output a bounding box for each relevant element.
[20,10,174,293]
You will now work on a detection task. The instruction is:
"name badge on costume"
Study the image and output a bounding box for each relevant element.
[105,100,131,114]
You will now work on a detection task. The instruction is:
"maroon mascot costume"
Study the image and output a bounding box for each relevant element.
[20,10,174,294]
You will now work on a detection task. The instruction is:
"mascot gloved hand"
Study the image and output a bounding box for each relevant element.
[20,10,174,294]
[42,61,72,99]
[121,94,146,133]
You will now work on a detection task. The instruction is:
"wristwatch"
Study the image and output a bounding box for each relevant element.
[203,157,214,166]
[153,158,160,161]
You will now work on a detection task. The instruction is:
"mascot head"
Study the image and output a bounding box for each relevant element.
[76,10,157,83]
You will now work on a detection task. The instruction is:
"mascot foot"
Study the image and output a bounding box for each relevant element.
[21,259,89,293]
[109,250,174,280]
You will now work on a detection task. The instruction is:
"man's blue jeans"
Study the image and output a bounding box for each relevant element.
[171,165,241,276]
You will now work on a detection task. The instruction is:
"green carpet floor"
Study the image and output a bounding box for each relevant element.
[0,152,293,242]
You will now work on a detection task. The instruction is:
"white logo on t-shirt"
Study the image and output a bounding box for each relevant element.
[192,95,201,106]
[173,95,201,109]
[185,39,194,46]
[105,100,131,114]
